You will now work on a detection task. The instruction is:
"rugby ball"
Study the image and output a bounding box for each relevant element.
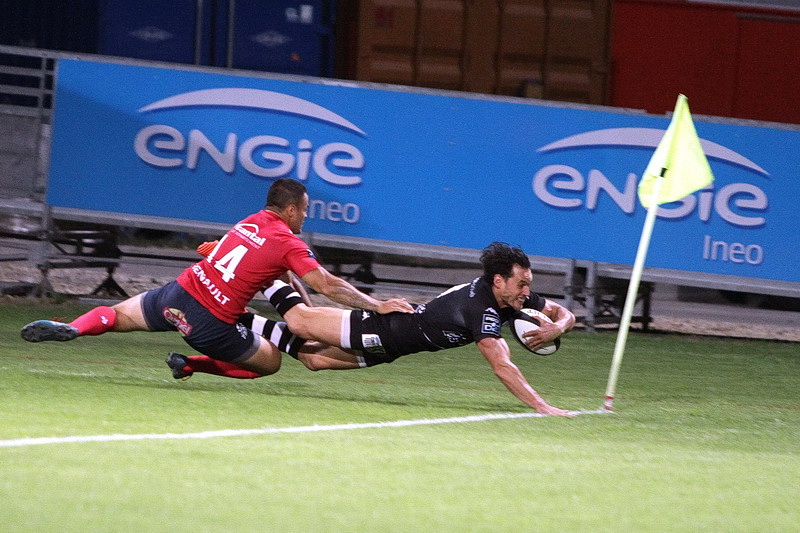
[510,308,561,356]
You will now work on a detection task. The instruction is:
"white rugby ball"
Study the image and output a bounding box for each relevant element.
[510,308,561,356]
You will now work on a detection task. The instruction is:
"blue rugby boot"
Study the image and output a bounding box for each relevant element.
[21,320,79,342]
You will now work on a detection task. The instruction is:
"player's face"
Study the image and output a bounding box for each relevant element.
[494,265,532,310]
[288,194,310,234]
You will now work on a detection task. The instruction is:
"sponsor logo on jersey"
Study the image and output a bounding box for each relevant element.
[190,264,231,306]
[234,223,266,246]
[481,311,501,335]
[443,330,468,345]
[469,278,479,298]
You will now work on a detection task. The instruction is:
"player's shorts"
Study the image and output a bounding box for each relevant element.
[343,309,435,366]
[141,280,261,363]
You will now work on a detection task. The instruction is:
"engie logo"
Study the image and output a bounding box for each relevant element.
[533,128,769,228]
[133,88,366,186]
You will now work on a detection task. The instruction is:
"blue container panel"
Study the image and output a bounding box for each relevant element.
[98,0,210,64]
[226,0,335,77]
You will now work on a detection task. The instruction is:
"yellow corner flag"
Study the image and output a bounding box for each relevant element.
[604,94,715,412]
[638,94,715,208]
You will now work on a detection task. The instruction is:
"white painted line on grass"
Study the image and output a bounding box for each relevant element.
[0,410,609,448]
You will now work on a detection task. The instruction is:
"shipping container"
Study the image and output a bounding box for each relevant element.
[97,0,336,76]
[544,0,611,103]
[221,0,336,77]
[610,0,800,124]
[344,0,612,105]
[98,0,212,65]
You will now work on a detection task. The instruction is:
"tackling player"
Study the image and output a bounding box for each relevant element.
[20,178,413,378]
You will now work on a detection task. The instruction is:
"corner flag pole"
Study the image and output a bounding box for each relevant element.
[603,173,663,411]
[602,94,714,412]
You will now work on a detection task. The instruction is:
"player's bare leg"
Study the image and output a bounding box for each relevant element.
[108,294,149,331]
[21,293,148,342]
[296,341,363,370]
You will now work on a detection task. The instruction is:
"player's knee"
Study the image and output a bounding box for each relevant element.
[110,297,147,331]
[297,352,324,371]
[252,359,281,376]
[258,367,278,377]
[246,343,282,375]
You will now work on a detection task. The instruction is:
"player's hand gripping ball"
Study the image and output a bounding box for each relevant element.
[510,308,561,356]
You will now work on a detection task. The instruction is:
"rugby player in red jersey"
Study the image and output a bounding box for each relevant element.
[20,179,413,379]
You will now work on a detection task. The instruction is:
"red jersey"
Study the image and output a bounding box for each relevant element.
[177,210,321,323]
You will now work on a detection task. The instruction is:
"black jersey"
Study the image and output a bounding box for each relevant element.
[347,277,546,358]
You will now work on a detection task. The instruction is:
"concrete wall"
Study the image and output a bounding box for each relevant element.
[0,110,48,200]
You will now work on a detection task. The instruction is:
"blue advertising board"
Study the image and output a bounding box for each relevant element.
[48,59,799,283]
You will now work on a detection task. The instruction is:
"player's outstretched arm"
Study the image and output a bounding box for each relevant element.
[196,240,407,313]
[476,336,575,417]
[301,267,413,314]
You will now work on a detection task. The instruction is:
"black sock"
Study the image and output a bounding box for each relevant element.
[250,315,306,359]
[263,280,304,316]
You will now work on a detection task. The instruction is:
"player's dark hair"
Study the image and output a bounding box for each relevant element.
[480,241,531,283]
[266,178,307,210]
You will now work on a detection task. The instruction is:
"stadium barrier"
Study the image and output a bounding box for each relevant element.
[1,45,798,331]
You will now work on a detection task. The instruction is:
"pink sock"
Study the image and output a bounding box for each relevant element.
[185,356,262,379]
[69,306,117,336]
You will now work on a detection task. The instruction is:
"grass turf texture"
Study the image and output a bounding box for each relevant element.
[1,300,798,532]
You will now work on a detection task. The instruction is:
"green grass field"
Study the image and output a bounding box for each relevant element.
[1,299,798,532]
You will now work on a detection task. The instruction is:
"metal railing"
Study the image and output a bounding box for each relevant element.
[0,44,57,117]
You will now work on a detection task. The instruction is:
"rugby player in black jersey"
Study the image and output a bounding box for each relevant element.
[169,242,575,416]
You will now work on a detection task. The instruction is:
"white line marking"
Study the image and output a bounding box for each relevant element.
[0,410,608,448]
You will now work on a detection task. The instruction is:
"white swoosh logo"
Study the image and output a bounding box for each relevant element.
[537,128,768,176]
[139,88,366,136]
